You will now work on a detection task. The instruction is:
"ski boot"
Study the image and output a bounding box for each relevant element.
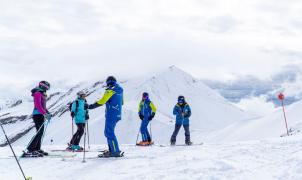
[98,151,124,158]
[37,149,49,156]
[170,140,176,146]
[21,150,44,158]
[147,141,154,146]
[185,141,193,146]
[136,141,151,146]
[71,145,84,151]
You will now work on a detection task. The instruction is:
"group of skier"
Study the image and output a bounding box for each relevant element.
[22,76,192,158]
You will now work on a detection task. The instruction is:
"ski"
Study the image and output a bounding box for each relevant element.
[1,154,77,159]
[174,142,204,147]
[98,151,125,158]
[156,142,204,147]
[50,149,90,153]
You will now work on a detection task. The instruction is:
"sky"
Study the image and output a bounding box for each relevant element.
[1,0,302,95]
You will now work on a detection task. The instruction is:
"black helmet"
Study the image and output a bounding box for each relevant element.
[106,76,117,87]
[39,81,50,91]
[178,95,185,103]
[142,92,149,100]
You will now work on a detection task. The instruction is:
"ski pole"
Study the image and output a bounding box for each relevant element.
[82,123,87,163]
[40,119,50,146]
[135,129,140,145]
[278,93,289,136]
[149,122,153,142]
[23,119,49,154]
[72,117,74,139]
[1,123,32,180]
[87,120,90,149]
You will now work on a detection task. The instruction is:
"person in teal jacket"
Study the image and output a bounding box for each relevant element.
[89,76,124,158]
[137,92,156,146]
[170,96,192,146]
[67,91,89,151]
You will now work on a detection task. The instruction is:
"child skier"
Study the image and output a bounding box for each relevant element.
[67,91,89,151]
[22,81,52,158]
[137,92,156,146]
[170,96,192,146]
[88,76,124,158]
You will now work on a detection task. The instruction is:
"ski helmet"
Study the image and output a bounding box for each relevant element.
[39,81,50,91]
[106,76,117,87]
[178,95,185,104]
[142,92,149,100]
[77,91,86,98]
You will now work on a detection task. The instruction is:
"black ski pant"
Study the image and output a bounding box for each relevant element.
[171,124,190,143]
[70,123,85,146]
[27,114,45,152]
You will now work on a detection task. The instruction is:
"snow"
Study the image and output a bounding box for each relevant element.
[208,97,302,142]
[1,67,302,180]
[1,135,302,180]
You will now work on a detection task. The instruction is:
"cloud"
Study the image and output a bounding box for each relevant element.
[0,0,302,97]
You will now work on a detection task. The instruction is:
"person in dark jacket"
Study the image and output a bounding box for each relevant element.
[170,96,192,146]
[22,81,52,158]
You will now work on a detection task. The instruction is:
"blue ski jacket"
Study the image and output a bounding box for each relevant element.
[173,103,191,125]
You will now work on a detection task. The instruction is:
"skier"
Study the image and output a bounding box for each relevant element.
[137,92,156,146]
[67,91,89,151]
[170,96,192,146]
[22,81,52,157]
[88,76,124,158]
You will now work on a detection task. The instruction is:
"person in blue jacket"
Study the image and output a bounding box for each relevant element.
[67,91,89,151]
[170,96,192,146]
[89,76,124,158]
[137,92,156,146]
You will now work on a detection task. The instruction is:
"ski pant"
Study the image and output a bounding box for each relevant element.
[140,118,151,142]
[70,123,85,146]
[105,117,120,154]
[27,114,45,152]
[170,124,190,143]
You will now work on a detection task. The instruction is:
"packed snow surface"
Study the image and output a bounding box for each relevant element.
[0,135,302,180]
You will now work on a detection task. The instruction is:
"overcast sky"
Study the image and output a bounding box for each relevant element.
[1,0,302,94]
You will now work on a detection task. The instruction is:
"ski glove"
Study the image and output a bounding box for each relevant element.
[139,114,144,120]
[183,113,190,118]
[85,113,90,120]
[148,113,155,121]
[84,104,89,110]
[44,113,52,121]
[88,103,102,109]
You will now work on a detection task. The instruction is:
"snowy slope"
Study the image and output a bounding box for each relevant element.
[1,136,302,180]
[0,66,250,147]
[207,98,302,142]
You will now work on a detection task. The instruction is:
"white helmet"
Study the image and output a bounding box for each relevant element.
[77,91,86,98]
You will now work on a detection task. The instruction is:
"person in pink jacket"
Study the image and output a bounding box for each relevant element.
[22,81,52,158]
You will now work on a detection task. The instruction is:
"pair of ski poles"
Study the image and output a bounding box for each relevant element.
[0,123,33,180]
[71,117,90,150]
[23,117,51,156]
[82,120,91,163]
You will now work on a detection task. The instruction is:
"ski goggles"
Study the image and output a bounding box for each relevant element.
[39,82,50,90]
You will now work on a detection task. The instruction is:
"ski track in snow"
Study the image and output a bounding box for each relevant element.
[1,137,302,180]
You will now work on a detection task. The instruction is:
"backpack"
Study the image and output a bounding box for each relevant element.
[68,100,89,120]
[69,100,79,114]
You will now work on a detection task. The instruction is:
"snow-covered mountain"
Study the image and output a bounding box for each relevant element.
[204,63,302,106]
[207,97,302,142]
[0,66,250,147]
